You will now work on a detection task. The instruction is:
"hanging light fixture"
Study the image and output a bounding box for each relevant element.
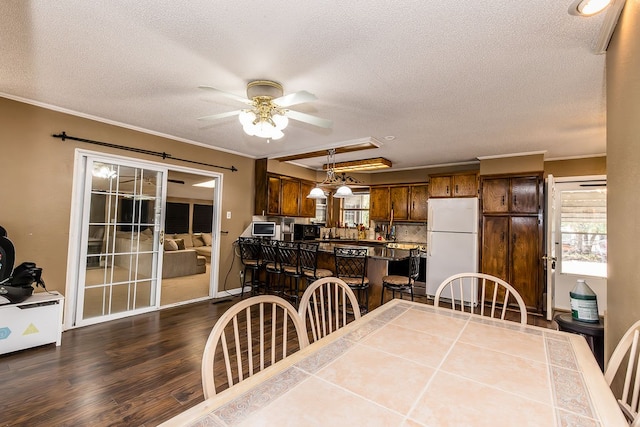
[307,149,359,199]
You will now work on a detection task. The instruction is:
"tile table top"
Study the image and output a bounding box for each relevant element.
[160,300,626,427]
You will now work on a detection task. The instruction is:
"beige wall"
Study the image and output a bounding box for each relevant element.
[0,97,255,296]
[479,153,544,175]
[544,156,606,178]
[606,1,640,359]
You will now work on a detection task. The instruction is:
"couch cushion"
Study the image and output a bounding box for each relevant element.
[201,233,212,246]
[174,233,194,248]
[164,239,178,251]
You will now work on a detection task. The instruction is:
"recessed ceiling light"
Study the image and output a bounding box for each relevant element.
[384,135,395,141]
[569,0,611,16]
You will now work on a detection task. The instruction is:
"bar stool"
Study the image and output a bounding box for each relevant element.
[299,242,333,286]
[261,239,282,294]
[238,237,263,298]
[277,241,304,307]
[381,248,420,305]
[334,247,369,313]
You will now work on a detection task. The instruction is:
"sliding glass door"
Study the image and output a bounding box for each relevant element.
[75,156,166,327]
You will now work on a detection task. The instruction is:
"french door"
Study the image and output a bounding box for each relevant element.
[71,154,167,327]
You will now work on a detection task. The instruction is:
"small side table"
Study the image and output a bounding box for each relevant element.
[555,312,604,371]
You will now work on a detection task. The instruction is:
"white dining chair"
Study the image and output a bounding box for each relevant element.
[298,277,361,343]
[604,319,640,424]
[434,272,528,325]
[201,295,309,398]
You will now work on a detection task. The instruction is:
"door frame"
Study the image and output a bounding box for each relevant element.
[545,174,607,319]
[64,149,223,329]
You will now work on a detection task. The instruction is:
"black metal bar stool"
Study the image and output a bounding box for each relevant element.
[381,248,420,305]
[299,242,333,285]
[277,241,304,307]
[261,239,282,294]
[334,247,369,314]
[238,237,263,298]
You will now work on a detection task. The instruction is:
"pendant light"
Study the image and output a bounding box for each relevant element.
[306,149,358,199]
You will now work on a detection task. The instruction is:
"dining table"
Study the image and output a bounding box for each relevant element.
[159,299,627,427]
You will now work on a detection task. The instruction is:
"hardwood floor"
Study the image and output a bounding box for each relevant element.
[0,292,554,426]
[0,297,237,426]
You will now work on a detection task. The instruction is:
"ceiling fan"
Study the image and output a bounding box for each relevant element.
[197,80,332,140]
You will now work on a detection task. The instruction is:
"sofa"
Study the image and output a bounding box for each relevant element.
[113,231,208,279]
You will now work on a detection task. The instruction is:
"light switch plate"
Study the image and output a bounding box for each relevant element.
[226,211,231,219]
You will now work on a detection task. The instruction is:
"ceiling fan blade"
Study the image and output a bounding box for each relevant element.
[286,110,333,128]
[197,110,243,121]
[273,90,317,107]
[198,86,252,105]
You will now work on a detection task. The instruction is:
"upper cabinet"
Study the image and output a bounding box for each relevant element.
[254,159,316,217]
[482,176,539,214]
[369,184,429,222]
[428,172,478,198]
[369,186,390,221]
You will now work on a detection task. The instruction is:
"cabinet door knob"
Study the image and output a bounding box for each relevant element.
[446,185,449,195]
[501,195,505,205]
[455,184,459,194]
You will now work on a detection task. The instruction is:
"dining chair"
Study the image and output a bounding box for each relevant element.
[298,277,361,343]
[334,247,369,313]
[260,239,282,294]
[604,319,640,424]
[380,248,420,305]
[238,237,264,298]
[277,241,305,307]
[434,272,528,325]
[299,242,333,284]
[201,295,309,398]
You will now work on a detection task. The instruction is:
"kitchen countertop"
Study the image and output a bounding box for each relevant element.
[316,242,413,261]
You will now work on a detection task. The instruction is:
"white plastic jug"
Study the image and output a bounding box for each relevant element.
[570,279,599,323]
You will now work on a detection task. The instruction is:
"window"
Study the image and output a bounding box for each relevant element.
[559,187,607,278]
[193,204,213,233]
[340,193,370,227]
[165,202,189,234]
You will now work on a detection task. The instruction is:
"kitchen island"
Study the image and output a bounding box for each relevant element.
[314,241,415,310]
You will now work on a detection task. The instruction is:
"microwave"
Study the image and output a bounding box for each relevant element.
[293,224,320,241]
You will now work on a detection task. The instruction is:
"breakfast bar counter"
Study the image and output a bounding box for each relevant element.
[160,300,626,427]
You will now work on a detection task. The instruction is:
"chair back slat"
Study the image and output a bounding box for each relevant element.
[201,295,309,398]
[298,277,361,343]
[605,320,640,424]
[434,273,528,325]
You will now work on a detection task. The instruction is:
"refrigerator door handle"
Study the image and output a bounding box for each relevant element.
[427,231,432,256]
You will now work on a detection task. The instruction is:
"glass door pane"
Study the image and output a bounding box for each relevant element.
[79,160,164,324]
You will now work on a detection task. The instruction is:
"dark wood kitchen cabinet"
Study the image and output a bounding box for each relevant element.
[428,172,478,198]
[409,184,429,221]
[369,184,429,222]
[480,173,543,313]
[369,186,390,220]
[390,186,409,220]
[254,158,316,217]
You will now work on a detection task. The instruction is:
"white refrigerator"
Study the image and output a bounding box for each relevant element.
[425,198,479,304]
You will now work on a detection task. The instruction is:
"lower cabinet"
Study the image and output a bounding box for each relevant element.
[480,215,542,312]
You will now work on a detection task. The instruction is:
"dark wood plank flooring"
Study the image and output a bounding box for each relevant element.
[0,293,553,426]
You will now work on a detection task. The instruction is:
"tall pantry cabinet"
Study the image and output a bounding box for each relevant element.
[479,174,544,313]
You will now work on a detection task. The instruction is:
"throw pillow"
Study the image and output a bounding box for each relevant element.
[174,233,193,248]
[164,239,178,251]
[201,233,212,246]
[174,238,186,250]
[192,234,205,247]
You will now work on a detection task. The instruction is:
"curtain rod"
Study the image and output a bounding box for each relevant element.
[52,131,238,172]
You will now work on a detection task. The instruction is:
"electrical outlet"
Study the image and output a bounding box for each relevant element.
[239,270,244,281]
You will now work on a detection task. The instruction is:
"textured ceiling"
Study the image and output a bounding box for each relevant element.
[0,1,609,172]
